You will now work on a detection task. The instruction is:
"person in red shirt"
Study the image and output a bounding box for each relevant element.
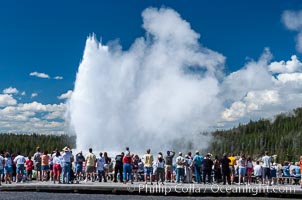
[299,155,302,188]
[25,156,34,181]
[123,152,132,184]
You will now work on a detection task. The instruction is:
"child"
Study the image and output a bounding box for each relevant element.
[25,156,34,181]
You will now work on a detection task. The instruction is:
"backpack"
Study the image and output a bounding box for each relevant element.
[214,160,220,169]
[166,156,172,165]
[34,152,41,163]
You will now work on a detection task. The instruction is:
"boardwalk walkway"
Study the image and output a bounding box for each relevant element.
[1,181,302,198]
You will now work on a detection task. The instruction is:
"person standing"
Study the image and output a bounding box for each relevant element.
[246,156,253,185]
[33,146,42,181]
[299,155,302,188]
[175,152,185,183]
[132,154,140,182]
[4,152,13,184]
[25,156,34,181]
[156,153,165,185]
[220,153,231,185]
[185,153,193,183]
[213,155,222,184]
[41,150,50,181]
[262,151,272,186]
[238,154,247,185]
[228,153,236,185]
[193,151,203,183]
[13,151,26,183]
[202,153,213,184]
[62,147,73,184]
[52,151,62,184]
[96,152,106,182]
[123,151,132,184]
[165,150,175,182]
[143,149,154,185]
[85,148,96,182]
[103,152,111,181]
[75,151,85,183]
[114,152,124,183]
[0,153,4,186]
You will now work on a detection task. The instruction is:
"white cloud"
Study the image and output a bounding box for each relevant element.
[54,76,63,80]
[268,55,302,73]
[282,10,302,31]
[0,101,66,134]
[21,91,26,96]
[222,90,280,122]
[0,94,17,107]
[282,10,302,53]
[3,87,19,94]
[221,49,302,126]
[221,101,246,121]
[276,73,302,83]
[43,111,64,120]
[221,48,274,102]
[29,71,50,79]
[31,93,38,98]
[57,90,72,100]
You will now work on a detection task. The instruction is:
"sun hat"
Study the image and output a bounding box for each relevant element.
[62,146,70,152]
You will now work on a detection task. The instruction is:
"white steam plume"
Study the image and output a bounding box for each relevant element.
[67,7,225,153]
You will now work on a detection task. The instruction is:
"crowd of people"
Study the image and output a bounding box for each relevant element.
[0,146,302,189]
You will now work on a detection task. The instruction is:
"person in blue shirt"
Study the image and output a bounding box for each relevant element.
[282,162,291,177]
[281,161,291,184]
[292,162,301,185]
[193,151,203,183]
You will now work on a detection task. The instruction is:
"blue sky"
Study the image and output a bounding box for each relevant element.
[1,0,302,135]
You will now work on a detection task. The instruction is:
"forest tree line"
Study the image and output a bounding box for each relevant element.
[207,107,302,162]
[0,133,76,156]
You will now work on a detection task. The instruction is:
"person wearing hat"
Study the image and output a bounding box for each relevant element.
[193,151,203,183]
[61,146,73,184]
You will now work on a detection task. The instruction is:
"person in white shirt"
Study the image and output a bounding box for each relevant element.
[52,151,62,184]
[0,153,4,186]
[262,151,272,185]
[96,152,106,182]
[13,151,26,183]
[61,147,73,184]
[175,152,185,183]
[156,153,165,185]
[253,161,262,183]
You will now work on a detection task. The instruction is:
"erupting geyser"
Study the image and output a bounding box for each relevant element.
[67,7,225,153]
